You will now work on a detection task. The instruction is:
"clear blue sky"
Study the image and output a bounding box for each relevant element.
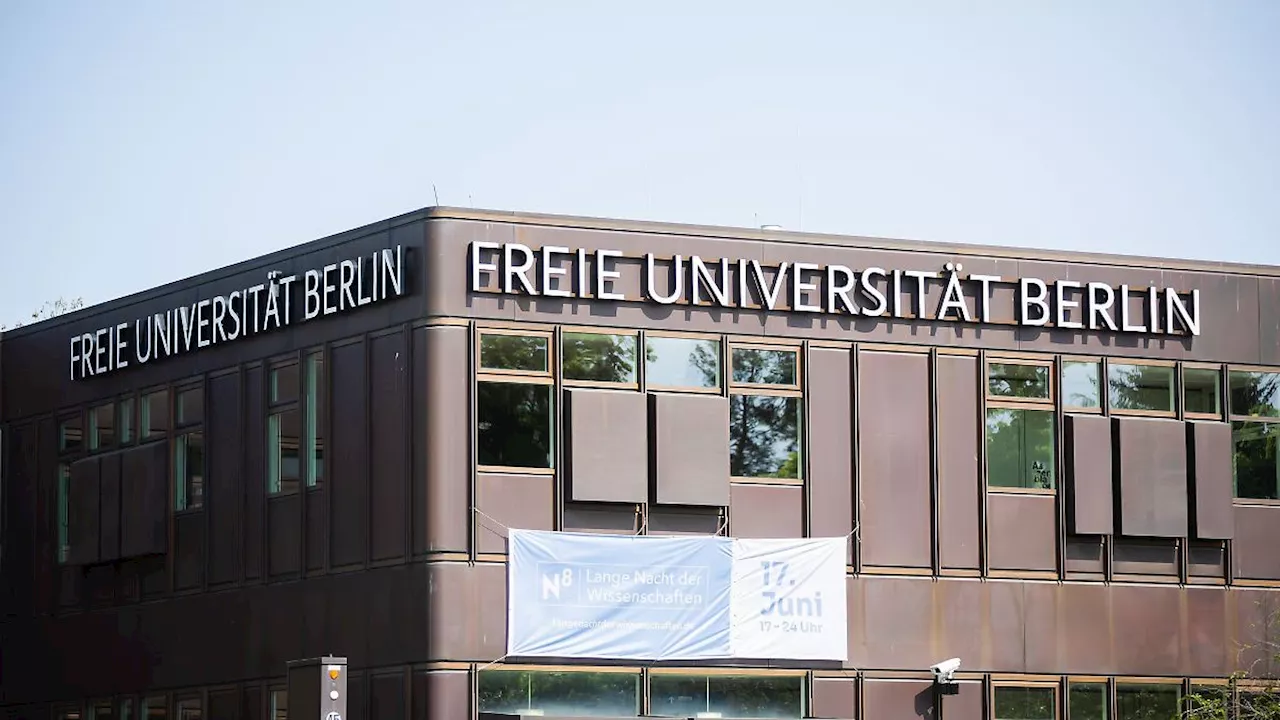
[2,1,1277,326]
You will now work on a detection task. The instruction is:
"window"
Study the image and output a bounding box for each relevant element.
[645,335,721,390]
[174,431,205,511]
[143,696,166,720]
[1062,360,1101,410]
[89,403,115,450]
[1184,367,1222,416]
[649,672,804,719]
[119,397,136,444]
[986,360,1055,490]
[477,331,555,470]
[994,685,1057,720]
[1108,362,1174,413]
[268,363,301,494]
[119,699,134,720]
[729,346,802,480]
[1186,684,1230,718]
[563,330,639,385]
[57,463,70,563]
[304,352,325,487]
[478,669,640,717]
[1230,370,1280,500]
[90,701,115,720]
[60,414,83,453]
[141,390,168,439]
[269,690,287,720]
[1115,683,1179,720]
[1068,682,1107,720]
[54,707,81,720]
[176,387,203,426]
[174,696,200,720]
[1239,686,1280,718]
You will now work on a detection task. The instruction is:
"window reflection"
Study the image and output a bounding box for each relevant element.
[994,686,1056,720]
[60,415,84,453]
[989,362,1051,400]
[90,403,115,450]
[478,670,639,717]
[1108,364,1174,412]
[649,673,804,719]
[1068,682,1107,720]
[732,348,797,386]
[563,332,638,383]
[1230,371,1280,418]
[142,390,168,439]
[477,382,554,468]
[1184,368,1221,415]
[1115,683,1179,720]
[481,334,550,373]
[730,395,801,479]
[1233,421,1280,499]
[1062,361,1100,408]
[986,408,1055,489]
[174,431,205,510]
[646,336,721,389]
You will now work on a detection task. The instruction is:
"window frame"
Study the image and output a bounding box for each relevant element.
[57,462,71,564]
[139,387,170,441]
[476,327,557,474]
[1065,677,1110,720]
[303,349,326,488]
[89,401,117,451]
[1226,364,1280,504]
[1060,356,1103,414]
[267,358,302,496]
[560,326,642,389]
[1113,678,1183,720]
[646,667,807,719]
[985,355,1058,495]
[991,679,1060,720]
[728,341,804,485]
[476,663,643,717]
[1182,362,1225,421]
[172,382,204,513]
[642,330,724,394]
[1228,365,1280,422]
[1106,359,1178,418]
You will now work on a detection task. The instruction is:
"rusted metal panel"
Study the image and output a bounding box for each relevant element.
[807,347,853,561]
[651,393,729,507]
[729,484,803,538]
[987,493,1057,573]
[1115,417,1188,538]
[475,473,554,554]
[1232,505,1280,580]
[1188,421,1234,540]
[425,326,471,553]
[937,354,980,570]
[66,456,100,566]
[565,389,647,503]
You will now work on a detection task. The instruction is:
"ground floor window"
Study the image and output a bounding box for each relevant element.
[648,673,804,719]
[478,669,639,717]
[1115,683,1179,720]
[994,685,1057,720]
[986,407,1056,489]
[1068,682,1107,720]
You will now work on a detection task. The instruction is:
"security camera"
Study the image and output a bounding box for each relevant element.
[930,658,961,684]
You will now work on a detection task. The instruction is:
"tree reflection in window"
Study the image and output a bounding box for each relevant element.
[647,336,721,389]
[481,334,549,372]
[477,382,554,468]
[989,362,1050,399]
[729,347,801,479]
[1233,421,1279,500]
[994,686,1056,720]
[649,673,804,719]
[477,670,639,717]
[1230,371,1280,418]
[1115,683,1179,720]
[1184,367,1222,416]
[1068,682,1107,720]
[563,332,641,384]
[987,408,1055,489]
[1062,361,1101,409]
[1108,364,1174,413]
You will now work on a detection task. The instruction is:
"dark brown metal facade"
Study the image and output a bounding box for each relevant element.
[2,206,1280,720]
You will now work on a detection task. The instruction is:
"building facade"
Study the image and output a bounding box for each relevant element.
[2,207,1280,720]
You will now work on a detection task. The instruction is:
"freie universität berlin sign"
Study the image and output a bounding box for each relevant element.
[468,241,1202,337]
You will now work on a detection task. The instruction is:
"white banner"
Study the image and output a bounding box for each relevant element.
[729,537,848,660]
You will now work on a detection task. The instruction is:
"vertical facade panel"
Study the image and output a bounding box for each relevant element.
[857,351,932,569]
[651,393,730,506]
[1066,414,1114,535]
[244,364,266,580]
[810,676,857,719]
[425,671,470,720]
[411,327,430,556]
[173,512,205,591]
[306,489,326,571]
[1115,418,1188,538]
[475,473,554,554]
[369,671,406,720]
[369,331,409,562]
[807,348,853,560]
[987,493,1058,572]
[565,389,648,503]
[1232,505,1280,580]
[425,326,470,553]
[329,340,368,568]
[728,484,804,538]
[936,354,980,570]
[97,453,121,563]
[1188,421,1234,539]
[120,442,168,557]
[267,495,301,578]
[66,456,100,565]
[207,371,243,585]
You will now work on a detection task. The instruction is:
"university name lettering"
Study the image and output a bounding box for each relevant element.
[69,246,406,381]
[469,241,1202,337]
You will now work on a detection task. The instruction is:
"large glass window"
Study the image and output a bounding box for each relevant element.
[1184,367,1222,416]
[478,669,640,717]
[1231,370,1280,418]
[143,696,166,720]
[1068,682,1107,720]
[994,685,1057,720]
[174,431,205,511]
[90,701,115,720]
[268,362,301,494]
[57,463,70,564]
[1115,683,1179,720]
[269,690,287,720]
[563,331,639,384]
[174,696,201,720]
[649,673,804,719]
[1186,684,1230,719]
[89,403,115,450]
[1062,360,1101,410]
[1233,421,1279,500]
[729,346,801,479]
[60,414,83,453]
[141,390,168,439]
[304,352,325,487]
[645,335,721,389]
[118,397,136,444]
[1108,363,1175,413]
[987,360,1055,490]
[477,331,555,470]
